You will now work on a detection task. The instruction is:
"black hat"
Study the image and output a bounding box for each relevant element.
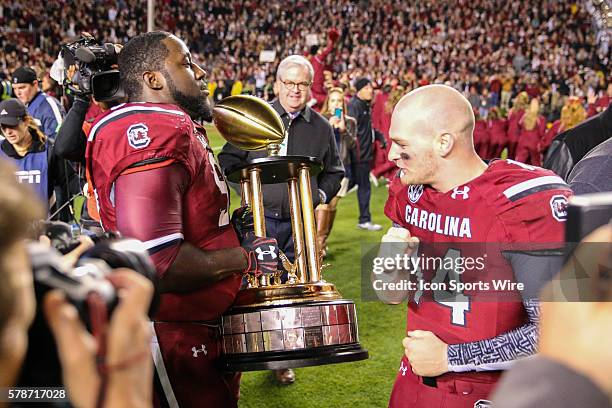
[12,67,37,84]
[0,98,27,126]
[354,77,371,93]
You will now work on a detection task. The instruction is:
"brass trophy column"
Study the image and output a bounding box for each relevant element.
[248,168,266,237]
[298,166,321,282]
[287,177,307,283]
[213,95,368,371]
[240,179,251,207]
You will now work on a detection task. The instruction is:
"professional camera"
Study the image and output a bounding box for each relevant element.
[39,220,118,255]
[61,33,123,101]
[18,235,158,388]
[29,238,158,322]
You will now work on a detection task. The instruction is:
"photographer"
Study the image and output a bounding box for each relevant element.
[0,159,153,407]
[0,98,79,222]
[52,36,124,226]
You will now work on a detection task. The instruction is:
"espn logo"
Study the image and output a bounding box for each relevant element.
[15,170,41,184]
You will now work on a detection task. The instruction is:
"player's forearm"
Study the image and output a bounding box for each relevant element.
[105,374,152,408]
[447,300,540,372]
[159,242,246,293]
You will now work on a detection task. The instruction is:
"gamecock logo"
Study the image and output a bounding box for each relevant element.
[127,123,151,149]
[550,195,568,222]
[408,184,424,204]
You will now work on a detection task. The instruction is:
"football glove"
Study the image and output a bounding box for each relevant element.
[241,233,280,276]
[231,206,255,243]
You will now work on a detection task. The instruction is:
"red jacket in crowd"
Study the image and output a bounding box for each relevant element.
[473,119,490,159]
[487,118,508,158]
[587,95,610,117]
[516,116,546,166]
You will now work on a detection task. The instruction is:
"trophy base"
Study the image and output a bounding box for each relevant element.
[220,343,369,372]
[232,281,343,308]
[221,286,369,372]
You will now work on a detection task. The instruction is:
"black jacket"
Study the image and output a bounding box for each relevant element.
[347,96,386,163]
[543,104,611,180]
[54,95,90,164]
[218,99,344,219]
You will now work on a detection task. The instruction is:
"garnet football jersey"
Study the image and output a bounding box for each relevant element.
[384,159,571,384]
[86,102,241,321]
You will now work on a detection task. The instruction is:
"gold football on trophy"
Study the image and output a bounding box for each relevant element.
[213,95,285,150]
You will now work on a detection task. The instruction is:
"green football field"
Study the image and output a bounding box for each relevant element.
[206,125,407,408]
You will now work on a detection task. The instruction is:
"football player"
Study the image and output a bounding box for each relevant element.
[86,31,279,407]
[380,85,571,407]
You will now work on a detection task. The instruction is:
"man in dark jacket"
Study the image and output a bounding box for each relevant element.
[218,55,344,385]
[543,104,611,180]
[219,55,343,259]
[348,78,386,230]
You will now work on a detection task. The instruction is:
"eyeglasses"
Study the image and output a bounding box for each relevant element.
[279,79,312,91]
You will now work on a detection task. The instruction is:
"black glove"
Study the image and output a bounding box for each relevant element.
[241,233,280,276]
[231,206,254,243]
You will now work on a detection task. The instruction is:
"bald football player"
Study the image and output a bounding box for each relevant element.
[379,85,571,408]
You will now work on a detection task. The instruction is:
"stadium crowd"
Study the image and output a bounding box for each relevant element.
[0,0,609,169]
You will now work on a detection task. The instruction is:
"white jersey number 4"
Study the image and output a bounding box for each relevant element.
[431,248,471,326]
[414,248,471,326]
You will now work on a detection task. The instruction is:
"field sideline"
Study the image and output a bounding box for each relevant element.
[206,125,407,407]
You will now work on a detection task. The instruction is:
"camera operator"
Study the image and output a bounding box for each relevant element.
[0,159,153,407]
[0,98,80,222]
[53,36,125,226]
[55,74,124,225]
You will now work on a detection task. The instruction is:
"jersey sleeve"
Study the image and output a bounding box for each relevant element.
[384,172,406,226]
[494,167,572,247]
[114,163,190,276]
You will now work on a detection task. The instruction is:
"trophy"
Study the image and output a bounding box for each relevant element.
[213,95,368,371]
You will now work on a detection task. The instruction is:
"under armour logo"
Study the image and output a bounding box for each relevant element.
[0,109,7,115]
[399,361,408,376]
[255,246,277,260]
[451,186,470,200]
[192,344,207,357]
